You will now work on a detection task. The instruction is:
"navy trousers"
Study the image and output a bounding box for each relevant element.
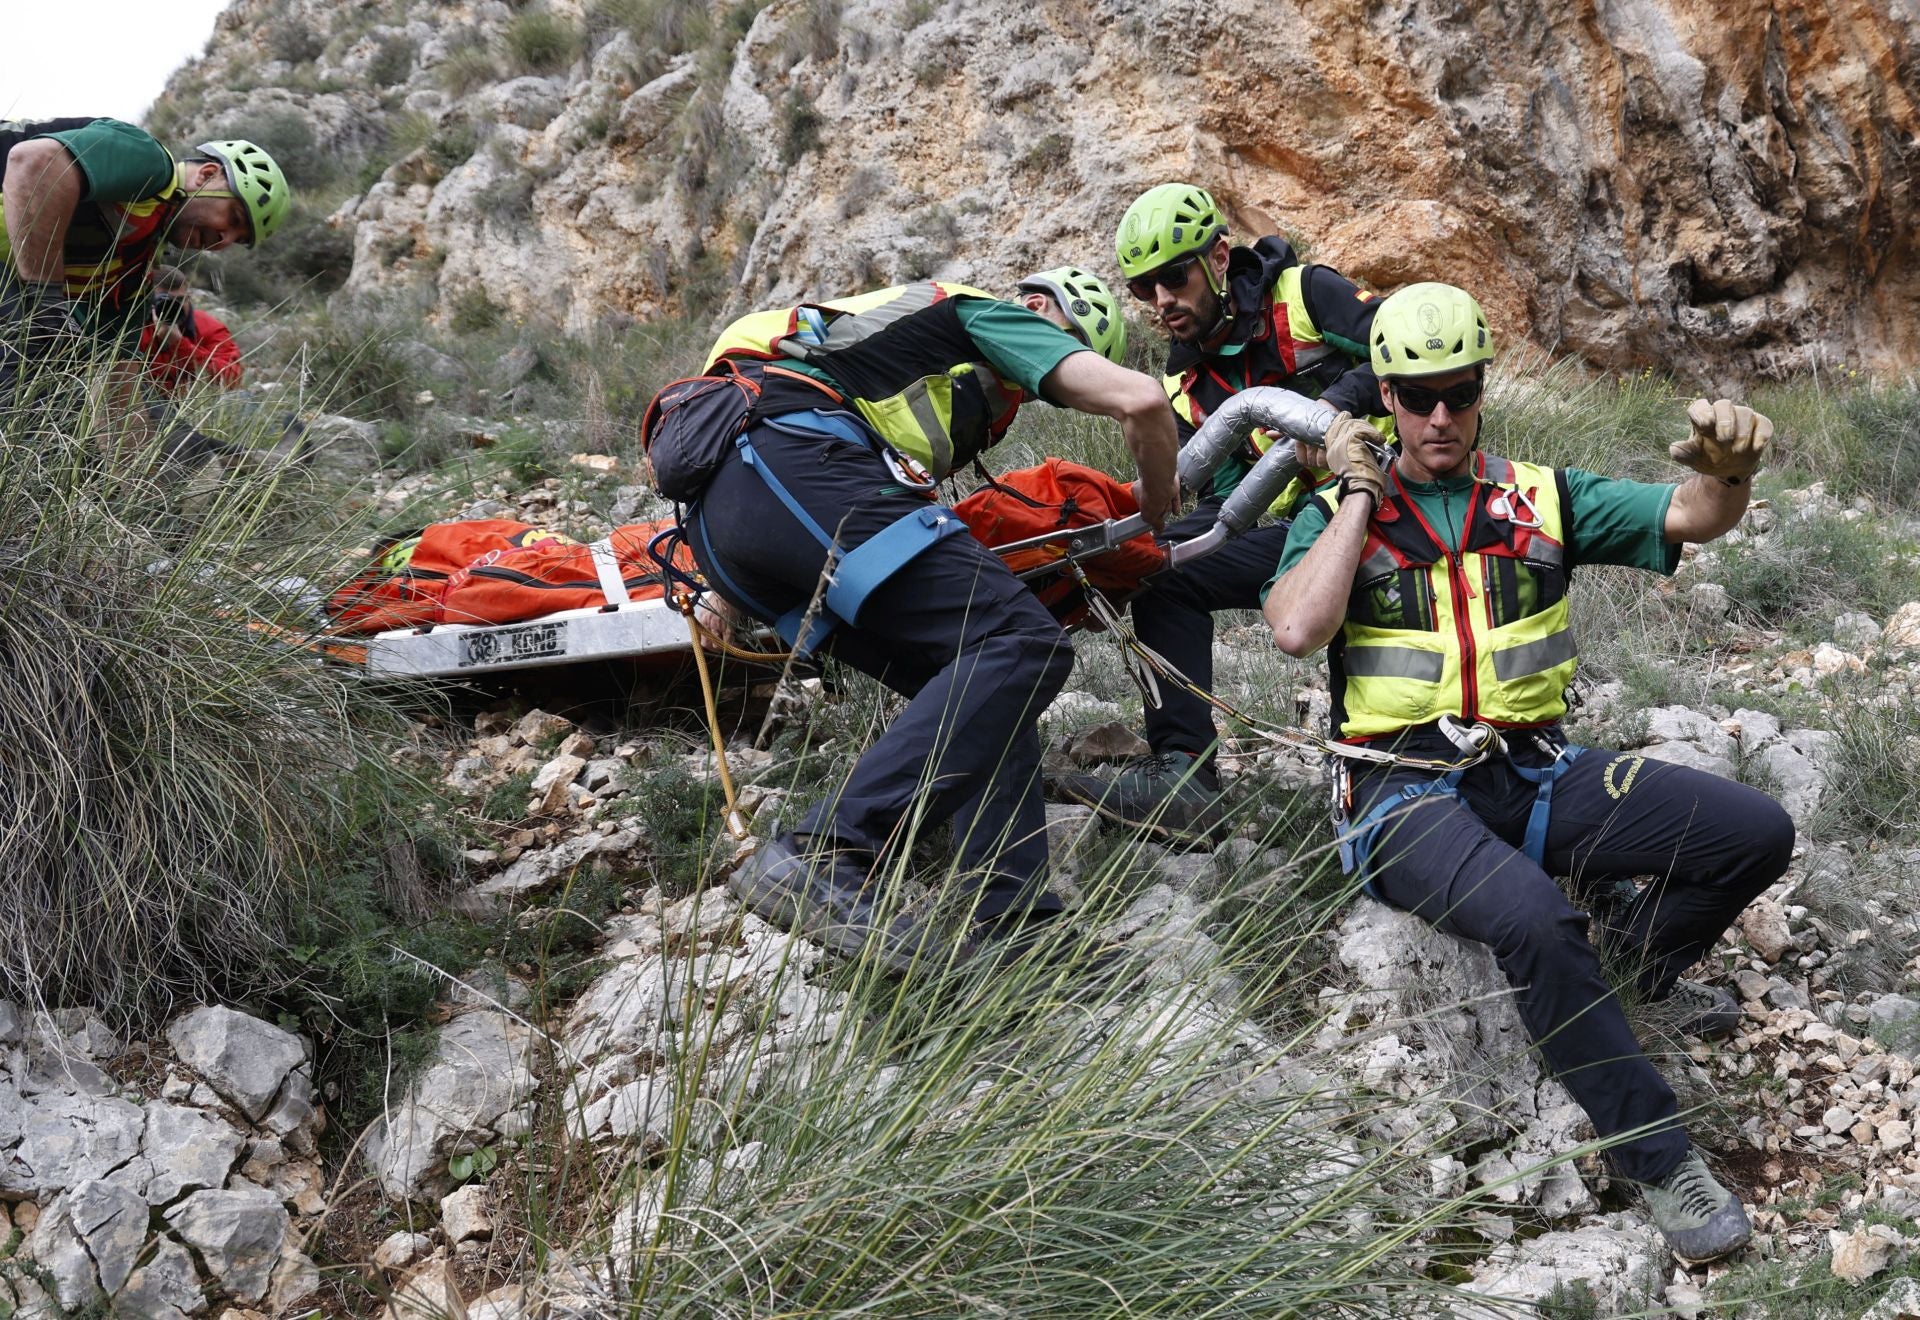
[686,420,1073,922]
[1131,499,1294,759]
[1353,735,1794,1183]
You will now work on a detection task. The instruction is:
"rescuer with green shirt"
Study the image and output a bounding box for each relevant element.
[1058,182,1386,836]
[1262,281,1792,1265]
[656,274,1178,973]
[1,117,288,401]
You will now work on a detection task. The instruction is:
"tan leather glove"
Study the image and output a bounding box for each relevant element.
[1669,398,1773,484]
[1324,412,1389,503]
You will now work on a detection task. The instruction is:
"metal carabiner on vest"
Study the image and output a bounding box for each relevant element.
[1487,486,1544,529]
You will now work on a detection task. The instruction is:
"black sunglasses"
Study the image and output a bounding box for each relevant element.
[1126,254,1202,302]
[1392,377,1484,415]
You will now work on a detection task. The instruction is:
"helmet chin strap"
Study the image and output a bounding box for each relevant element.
[1195,260,1231,342]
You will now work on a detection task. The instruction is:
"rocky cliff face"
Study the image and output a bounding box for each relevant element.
[161,0,1918,381]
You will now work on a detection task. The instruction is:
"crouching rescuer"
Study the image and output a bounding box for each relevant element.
[641,272,1178,973]
[1261,282,1792,1264]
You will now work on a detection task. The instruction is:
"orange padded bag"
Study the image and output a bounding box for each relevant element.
[325,520,575,634]
[436,519,696,626]
[955,460,1166,625]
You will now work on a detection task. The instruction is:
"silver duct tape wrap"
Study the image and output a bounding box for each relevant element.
[1174,387,1339,490]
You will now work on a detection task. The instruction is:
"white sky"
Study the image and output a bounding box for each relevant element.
[2,0,234,127]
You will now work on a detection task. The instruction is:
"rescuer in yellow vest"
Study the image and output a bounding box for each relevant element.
[1057,182,1387,836]
[1263,282,1791,1266]
[671,272,1178,974]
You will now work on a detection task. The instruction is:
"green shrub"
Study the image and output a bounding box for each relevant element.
[302,317,424,421]
[438,43,500,96]
[449,286,505,334]
[425,120,481,173]
[267,19,327,65]
[505,10,582,74]
[777,92,823,165]
[593,0,712,59]
[1710,504,1919,634]
[369,34,418,87]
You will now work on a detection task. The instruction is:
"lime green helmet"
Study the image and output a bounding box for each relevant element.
[1115,183,1227,279]
[1369,282,1493,378]
[1020,266,1127,364]
[192,140,291,245]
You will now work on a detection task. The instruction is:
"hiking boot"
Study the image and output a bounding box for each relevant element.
[1643,1150,1752,1264]
[1052,751,1227,841]
[1647,979,1743,1038]
[727,833,959,975]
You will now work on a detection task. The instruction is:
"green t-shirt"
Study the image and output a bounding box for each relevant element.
[952,297,1088,400]
[1264,464,1679,600]
[40,118,175,203]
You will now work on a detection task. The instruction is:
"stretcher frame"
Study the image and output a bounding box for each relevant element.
[354,387,1334,680]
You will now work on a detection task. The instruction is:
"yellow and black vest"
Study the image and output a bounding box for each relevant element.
[1326,453,1578,740]
[0,118,181,331]
[705,282,1027,479]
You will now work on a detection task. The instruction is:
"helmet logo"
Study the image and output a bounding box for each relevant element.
[1071,299,1090,316]
[1418,302,1443,336]
[1122,215,1140,244]
[1426,337,1445,350]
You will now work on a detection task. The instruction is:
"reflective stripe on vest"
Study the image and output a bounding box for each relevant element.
[703,281,1021,479]
[1330,454,1577,739]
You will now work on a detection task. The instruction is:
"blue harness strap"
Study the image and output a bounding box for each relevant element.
[1338,770,1467,898]
[1510,743,1586,866]
[721,416,967,654]
[1337,742,1588,895]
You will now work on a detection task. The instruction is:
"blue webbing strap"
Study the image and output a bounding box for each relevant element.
[825,504,963,622]
[726,421,966,651]
[1338,742,1589,895]
[1510,743,1587,866]
[1338,771,1466,898]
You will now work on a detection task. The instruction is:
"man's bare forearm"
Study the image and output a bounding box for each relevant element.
[1264,493,1373,657]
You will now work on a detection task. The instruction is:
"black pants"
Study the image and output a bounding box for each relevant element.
[1353,735,1794,1183]
[1131,499,1294,759]
[686,420,1073,921]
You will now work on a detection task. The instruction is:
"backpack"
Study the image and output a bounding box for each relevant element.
[638,359,764,503]
[325,520,576,634]
[437,519,697,626]
[954,459,1167,626]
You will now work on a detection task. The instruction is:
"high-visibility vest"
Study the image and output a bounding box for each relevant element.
[1325,453,1578,739]
[705,281,1027,479]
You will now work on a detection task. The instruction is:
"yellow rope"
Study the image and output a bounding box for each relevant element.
[677,594,751,840]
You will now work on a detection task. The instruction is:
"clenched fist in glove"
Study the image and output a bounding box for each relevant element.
[1670,397,1773,486]
[1325,412,1390,504]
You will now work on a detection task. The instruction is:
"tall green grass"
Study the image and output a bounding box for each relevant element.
[0,332,451,1028]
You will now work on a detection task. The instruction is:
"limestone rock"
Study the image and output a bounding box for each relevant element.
[363,1011,538,1200]
[1634,738,1736,782]
[142,1101,246,1205]
[1833,611,1882,650]
[117,1234,208,1320]
[0,1092,146,1197]
[1642,706,1738,758]
[1882,602,1920,652]
[1456,1214,1664,1317]
[166,1006,308,1122]
[1738,898,1794,964]
[1828,1222,1903,1284]
[470,826,641,905]
[385,1257,469,1320]
[1066,721,1151,765]
[374,1231,437,1273]
[31,1180,150,1310]
[164,1188,290,1305]
[442,1184,494,1243]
